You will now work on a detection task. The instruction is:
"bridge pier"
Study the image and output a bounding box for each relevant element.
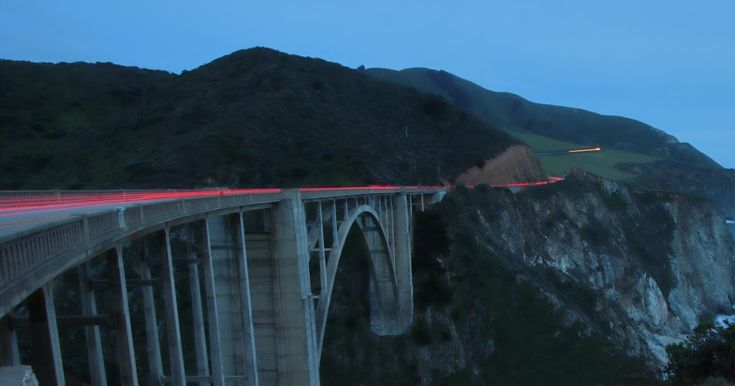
[137,241,164,385]
[107,245,138,386]
[0,315,20,366]
[186,236,210,386]
[27,283,64,386]
[271,191,319,386]
[77,262,107,386]
[205,213,259,385]
[392,194,413,332]
[161,227,187,386]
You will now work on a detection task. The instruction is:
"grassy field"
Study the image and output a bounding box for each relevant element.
[507,129,661,180]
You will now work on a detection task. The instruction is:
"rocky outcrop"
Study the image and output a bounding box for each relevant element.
[461,170,735,368]
[321,169,735,385]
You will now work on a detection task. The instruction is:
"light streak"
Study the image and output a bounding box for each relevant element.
[567,147,602,154]
[0,179,566,215]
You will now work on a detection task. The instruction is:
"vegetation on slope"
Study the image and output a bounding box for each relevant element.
[365,67,687,155]
[0,48,520,189]
[507,129,661,180]
[665,322,735,386]
[0,60,173,188]
[365,66,735,216]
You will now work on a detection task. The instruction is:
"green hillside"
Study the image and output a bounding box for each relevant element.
[366,66,735,216]
[507,129,660,180]
[0,48,518,189]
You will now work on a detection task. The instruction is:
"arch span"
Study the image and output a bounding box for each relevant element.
[312,205,404,360]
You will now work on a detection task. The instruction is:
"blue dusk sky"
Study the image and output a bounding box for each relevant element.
[1,0,733,167]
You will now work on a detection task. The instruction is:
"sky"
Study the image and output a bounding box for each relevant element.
[1,0,733,167]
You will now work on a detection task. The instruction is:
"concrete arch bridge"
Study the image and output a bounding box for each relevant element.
[0,187,446,386]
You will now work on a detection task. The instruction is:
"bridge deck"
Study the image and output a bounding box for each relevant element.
[0,186,444,240]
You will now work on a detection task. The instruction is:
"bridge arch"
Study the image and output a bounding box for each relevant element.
[313,204,401,360]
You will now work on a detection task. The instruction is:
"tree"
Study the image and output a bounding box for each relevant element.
[666,321,735,385]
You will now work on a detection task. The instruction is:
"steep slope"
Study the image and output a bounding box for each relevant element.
[365,67,697,160]
[0,48,526,189]
[366,67,735,216]
[321,171,735,385]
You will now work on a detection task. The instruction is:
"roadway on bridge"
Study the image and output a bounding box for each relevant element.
[0,197,178,238]
[0,179,563,239]
[0,189,282,238]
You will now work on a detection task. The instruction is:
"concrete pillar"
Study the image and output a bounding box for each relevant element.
[392,194,413,332]
[272,190,319,386]
[245,213,278,385]
[161,228,186,386]
[0,315,20,366]
[108,245,139,386]
[201,219,225,386]
[186,238,209,385]
[27,283,65,386]
[317,202,328,298]
[235,212,260,386]
[138,242,163,385]
[330,201,338,250]
[206,214,253,381]
[78,262,107,386]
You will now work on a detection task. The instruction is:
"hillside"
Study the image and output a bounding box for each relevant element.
[0,48,525,189]
[365,68,708,160]
[2,48,731,385]
[366,67,735,216]
[321,171,735,385]
[0,61,173,187]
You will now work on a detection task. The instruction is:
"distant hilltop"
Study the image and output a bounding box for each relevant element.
[2,46,734,215]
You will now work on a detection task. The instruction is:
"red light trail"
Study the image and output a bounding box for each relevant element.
[0,178,564,216]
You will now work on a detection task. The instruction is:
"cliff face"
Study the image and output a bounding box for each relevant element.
[487,170,735,366]
[321,170,735,385]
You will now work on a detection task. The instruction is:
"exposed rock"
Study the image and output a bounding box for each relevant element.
[0,366,39,386]
[321,169,735,385]
[463,169,735,368]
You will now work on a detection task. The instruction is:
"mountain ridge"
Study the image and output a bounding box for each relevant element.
[365,66,735,216]
[0,47,524,189]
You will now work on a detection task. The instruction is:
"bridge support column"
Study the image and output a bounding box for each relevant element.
[201,219,226,386]
[272,191,319,386]
[28,283,65,386]
[108,245,139,386]
[138,242,163,385]
[0,315,20,366]
[161,228,186,386]
[392,194,413,332]
[205,214,259,385]
[186,239,210,386]
[235,212,260,386]
[78,262,107,386]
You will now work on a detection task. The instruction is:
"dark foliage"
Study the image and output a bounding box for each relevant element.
[666,322,735,385]
[0,48,518,189]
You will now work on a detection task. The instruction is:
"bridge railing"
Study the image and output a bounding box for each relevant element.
[0,187,446,316]
[0,190,150,208]
[0,192,289,310]
[0,189,286,209]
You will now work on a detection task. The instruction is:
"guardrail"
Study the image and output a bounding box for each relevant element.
[0,189,283,209]
[0,192,289,311]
